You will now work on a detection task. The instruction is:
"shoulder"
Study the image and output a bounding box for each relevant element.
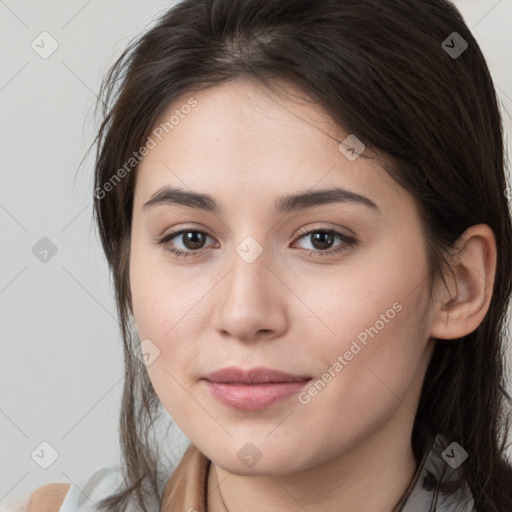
[1,466,120,512]
[0,483,71,512]
[27,483,71,512]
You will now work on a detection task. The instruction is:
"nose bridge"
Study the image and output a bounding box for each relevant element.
[225,236,274,309]
[212,234,287,339]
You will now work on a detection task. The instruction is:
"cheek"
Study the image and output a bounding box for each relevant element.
[305,283,425,390]
[299,238,430,401]
[129,245,205,422]
[129,236,192,338]
[292,286,429,462]
[128,240,209,384]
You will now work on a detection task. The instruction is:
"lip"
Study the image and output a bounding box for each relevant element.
[203,366,311,384]
[201,366,312,410]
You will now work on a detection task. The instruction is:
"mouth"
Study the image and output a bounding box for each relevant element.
[202,366,312,384]
[201,366,312,410]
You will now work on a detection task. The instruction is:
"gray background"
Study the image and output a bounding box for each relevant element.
[1,0,512,508]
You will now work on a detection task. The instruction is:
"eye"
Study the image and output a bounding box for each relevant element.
[293,228,357,257]
[157,229,216,258]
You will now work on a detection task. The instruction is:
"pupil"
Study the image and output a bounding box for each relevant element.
[312,232,333,250]
[184,231,204,249]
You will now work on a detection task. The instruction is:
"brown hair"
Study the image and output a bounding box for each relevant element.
[89,0,512,510]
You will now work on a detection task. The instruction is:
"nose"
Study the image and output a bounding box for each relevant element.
[212,244,289,343]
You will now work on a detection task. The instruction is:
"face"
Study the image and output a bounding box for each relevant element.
[129,76,436,476]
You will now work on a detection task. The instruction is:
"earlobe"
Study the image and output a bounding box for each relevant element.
[429,224,497,340]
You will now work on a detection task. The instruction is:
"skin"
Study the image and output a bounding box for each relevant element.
[129,76,496,512]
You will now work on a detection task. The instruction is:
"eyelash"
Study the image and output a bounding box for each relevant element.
[157,227,357,259]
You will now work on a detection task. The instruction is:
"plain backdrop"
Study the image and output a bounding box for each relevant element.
[1,0,512,508]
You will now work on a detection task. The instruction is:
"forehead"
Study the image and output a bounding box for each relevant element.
[133,77,413,220]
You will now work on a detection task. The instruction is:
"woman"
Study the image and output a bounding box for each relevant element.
[20,0,512,511]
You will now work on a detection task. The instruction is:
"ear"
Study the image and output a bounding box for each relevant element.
[429,224,497,340]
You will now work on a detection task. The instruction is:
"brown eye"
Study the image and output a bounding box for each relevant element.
[180,231,208,250]
[158,229,215,258]
[294,229,357,257]
[308,231,336,250]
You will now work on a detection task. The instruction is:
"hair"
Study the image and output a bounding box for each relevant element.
[88,0,512,510]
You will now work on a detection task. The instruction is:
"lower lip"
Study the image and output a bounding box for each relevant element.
[203,380,311,410]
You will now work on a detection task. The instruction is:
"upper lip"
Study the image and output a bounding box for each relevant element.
[202,366,312,384]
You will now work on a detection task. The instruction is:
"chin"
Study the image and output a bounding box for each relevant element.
[207,442,308,476]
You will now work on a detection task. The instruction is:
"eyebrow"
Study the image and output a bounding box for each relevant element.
[142,186,381,214]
